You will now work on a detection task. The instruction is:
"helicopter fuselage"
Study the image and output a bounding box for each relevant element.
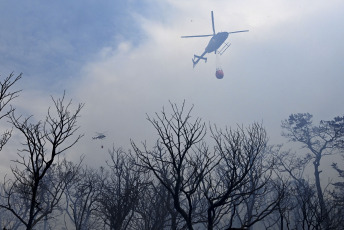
[191,32,229,68]
[93,134,105,140]
[205,32,229,53]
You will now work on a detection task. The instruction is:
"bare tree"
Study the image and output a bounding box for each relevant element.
[273,148,323,229]
[132,102,217,230]
[64,165,104,230]
[203,123,284,230]
[329,157,344,229]
[281,113,344,229]
[0,72,21,151]
[332,159,344,206]
[96,146,147,230]
[0,194,23,230]
[0,72,22,229]
[132,181,176,230]
[132,103,286,230]
[0,93,83,230]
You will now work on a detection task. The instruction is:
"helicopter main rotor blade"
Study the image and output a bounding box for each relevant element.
[211,11,215,35]
[228,30,249,34]
[181,34,213,38]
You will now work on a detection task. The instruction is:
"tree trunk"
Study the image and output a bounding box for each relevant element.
[207,208,214,230]
[313,157,330,230]
[26,181,39,230]
[280,211,283,230]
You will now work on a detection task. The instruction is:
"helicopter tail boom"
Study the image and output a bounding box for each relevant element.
[193,53,207,68]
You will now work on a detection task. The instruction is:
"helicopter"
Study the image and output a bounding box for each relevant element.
[92,132,106,148]
[92,132,106,140]
[181,11,249,68]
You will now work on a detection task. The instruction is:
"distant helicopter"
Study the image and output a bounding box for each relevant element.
[92,132,106,140]
[181,11,249,68]
[92,132,106,148]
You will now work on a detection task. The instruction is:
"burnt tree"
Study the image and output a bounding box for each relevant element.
[0,72,21,151]
[132,102,217,230]
[0,93,83,230]
[281,113,344,229]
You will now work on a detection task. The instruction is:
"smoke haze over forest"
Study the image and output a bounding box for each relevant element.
[0,1,344,229]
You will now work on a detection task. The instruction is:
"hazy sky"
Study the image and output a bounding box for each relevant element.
[0,0,343,167]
